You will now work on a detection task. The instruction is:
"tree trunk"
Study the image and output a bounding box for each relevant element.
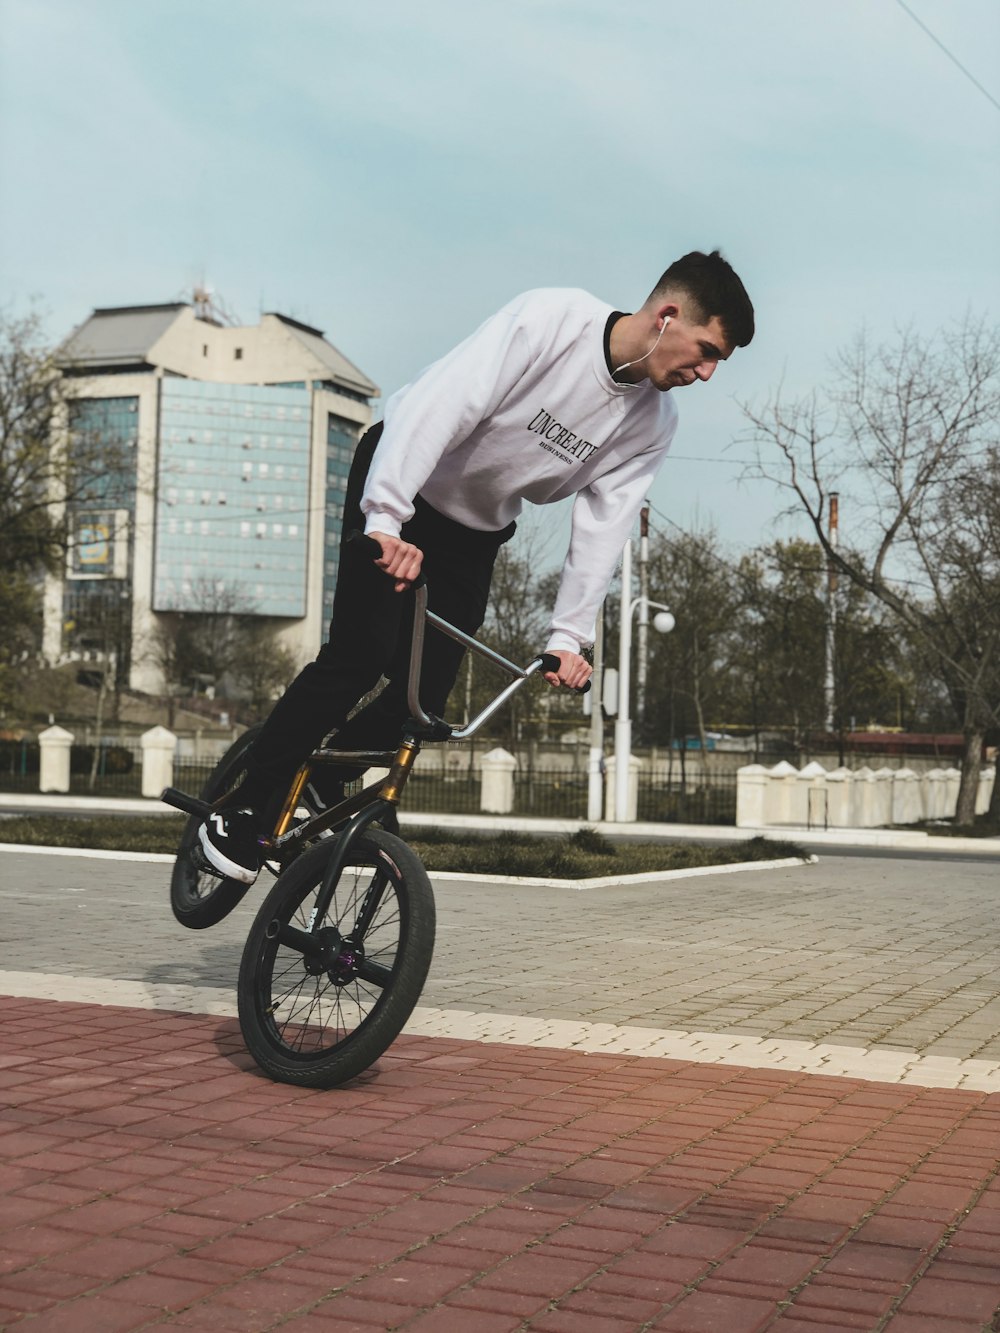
[954,727,984,827]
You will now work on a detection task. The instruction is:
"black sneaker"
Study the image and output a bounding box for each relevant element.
[198,807,261,884]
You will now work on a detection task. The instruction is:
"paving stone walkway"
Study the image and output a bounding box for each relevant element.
[2,846,999,1330]
[2,996,999,1332]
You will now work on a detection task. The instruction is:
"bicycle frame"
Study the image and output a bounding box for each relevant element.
[161,576,560,953]
[258,581,553,940]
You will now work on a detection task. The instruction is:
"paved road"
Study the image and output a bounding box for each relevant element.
[4,846,1000,1332]
[2,847,998,1062]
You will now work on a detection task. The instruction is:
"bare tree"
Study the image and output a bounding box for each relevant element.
[742,317,1000,823]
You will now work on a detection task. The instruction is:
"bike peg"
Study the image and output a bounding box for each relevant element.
[537,654,592,693]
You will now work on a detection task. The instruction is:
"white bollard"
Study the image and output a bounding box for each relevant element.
[943,767,962,818]
[38,725,73,794]
[141,726,178,799]
[850,767,876,827]
[763,761,799,825]
[604,754,641,822]
[922,768,948,820]
[825,768,852,827]
[736,764,770,828]
[798,762,828,829]
[872,768,895,827]
[891,768,922,825]
[480,747,517,814]
[977,767,996,816]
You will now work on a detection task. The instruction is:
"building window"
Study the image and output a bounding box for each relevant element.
[234,348,243,360]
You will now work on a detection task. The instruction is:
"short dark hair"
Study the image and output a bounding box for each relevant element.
[649,249,754,347]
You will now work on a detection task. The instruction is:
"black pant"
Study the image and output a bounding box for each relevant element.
[240,423,515,799]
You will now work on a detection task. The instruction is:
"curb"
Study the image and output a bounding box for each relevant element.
[0,842,817,888]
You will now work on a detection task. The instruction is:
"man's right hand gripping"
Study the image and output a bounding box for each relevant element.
[368,532,424,592]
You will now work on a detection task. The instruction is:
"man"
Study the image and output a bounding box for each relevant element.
[199,249,754,884]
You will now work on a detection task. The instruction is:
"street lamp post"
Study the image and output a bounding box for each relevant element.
[614,538,674,822]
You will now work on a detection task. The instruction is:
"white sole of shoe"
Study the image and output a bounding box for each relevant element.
[197,824,259,885]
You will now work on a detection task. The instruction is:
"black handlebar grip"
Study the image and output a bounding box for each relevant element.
[344,529,427,590]
[538,653,592,693]
[344,529,384,561]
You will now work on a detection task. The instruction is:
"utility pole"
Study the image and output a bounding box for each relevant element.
[615,537,633,823]
[636,503,650,726]
[586,607,604,823]
[824,492,839,732]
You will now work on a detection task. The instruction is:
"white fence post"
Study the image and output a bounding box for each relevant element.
[735,764,769,828]
[604,754,641,822]
[38,725,73,794]
[480,747,517,814]
[141,726,177,799]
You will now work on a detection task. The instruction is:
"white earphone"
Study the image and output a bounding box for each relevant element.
[613,315,670,384]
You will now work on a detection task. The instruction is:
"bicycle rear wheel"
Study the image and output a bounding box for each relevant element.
[170,725,262,930]
[237,829,435,1088]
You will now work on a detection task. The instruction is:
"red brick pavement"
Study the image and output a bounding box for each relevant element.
[1,996,999,1332]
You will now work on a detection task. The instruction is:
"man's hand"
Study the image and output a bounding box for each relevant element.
[542,649,592,690]
[368,532,424,592]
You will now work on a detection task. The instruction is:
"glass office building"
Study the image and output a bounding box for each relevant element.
[154,380,311,617]
[49,302,377,693]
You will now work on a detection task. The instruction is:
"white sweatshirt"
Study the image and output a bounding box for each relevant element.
[361,288,678,652]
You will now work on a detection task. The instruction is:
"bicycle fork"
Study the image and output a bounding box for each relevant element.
[266,737,421,966]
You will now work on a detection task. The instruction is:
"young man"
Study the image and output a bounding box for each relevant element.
[199,249,754,884]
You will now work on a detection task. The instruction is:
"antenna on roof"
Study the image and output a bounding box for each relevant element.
[188,282,240,327]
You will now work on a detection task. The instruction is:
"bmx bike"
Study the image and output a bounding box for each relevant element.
[162,534,586,1089]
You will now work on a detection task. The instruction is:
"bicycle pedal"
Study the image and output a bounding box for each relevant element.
[190,839,227,880]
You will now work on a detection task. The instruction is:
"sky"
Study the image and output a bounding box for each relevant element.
[2,0,998,561]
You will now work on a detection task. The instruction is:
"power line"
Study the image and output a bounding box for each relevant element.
[894,0,1000,115]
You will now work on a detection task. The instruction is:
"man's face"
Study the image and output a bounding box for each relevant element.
[645,311,734,392]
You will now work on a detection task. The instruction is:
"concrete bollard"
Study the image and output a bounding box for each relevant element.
[825,767,852,826]
[604,754,642,822]
[977,767,996,816]
[889,768,920,825]
[38,725,73,794]
[141,726,178,799]
[798,762,828,829]
[872,768,895,827]
[480,747,517,814]
[850,767,876,827]
[763,761,799,825]
[943,767,962,818]
[736,764,770,828]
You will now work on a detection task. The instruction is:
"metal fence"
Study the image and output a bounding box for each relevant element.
[0,747,737,825]
[398,767,737,824]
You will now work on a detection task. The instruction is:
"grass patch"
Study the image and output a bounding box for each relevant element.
[0,815,188,855]
[891,814,1000,839]
[0,815,808,877]
[409,828,808,877]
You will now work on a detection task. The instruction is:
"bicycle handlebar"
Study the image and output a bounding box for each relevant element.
[344,530,589,696]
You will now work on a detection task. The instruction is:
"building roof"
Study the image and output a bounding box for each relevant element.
[58,305,187,368]
[57,302,378,398]
[270,314,378,397]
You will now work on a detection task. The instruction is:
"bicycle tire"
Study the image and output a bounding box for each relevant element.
[237,829,435,1088]
[169,725,262,930]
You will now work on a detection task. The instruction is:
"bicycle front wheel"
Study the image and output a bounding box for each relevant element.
[237,829,435,1088]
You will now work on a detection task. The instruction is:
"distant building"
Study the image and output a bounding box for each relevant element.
[43,301,378,695]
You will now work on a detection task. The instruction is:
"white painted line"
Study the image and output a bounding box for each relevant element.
[427,854,817,889]
[0,843,175,864]
[2,970,998,1092]
[0,842,815,888]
